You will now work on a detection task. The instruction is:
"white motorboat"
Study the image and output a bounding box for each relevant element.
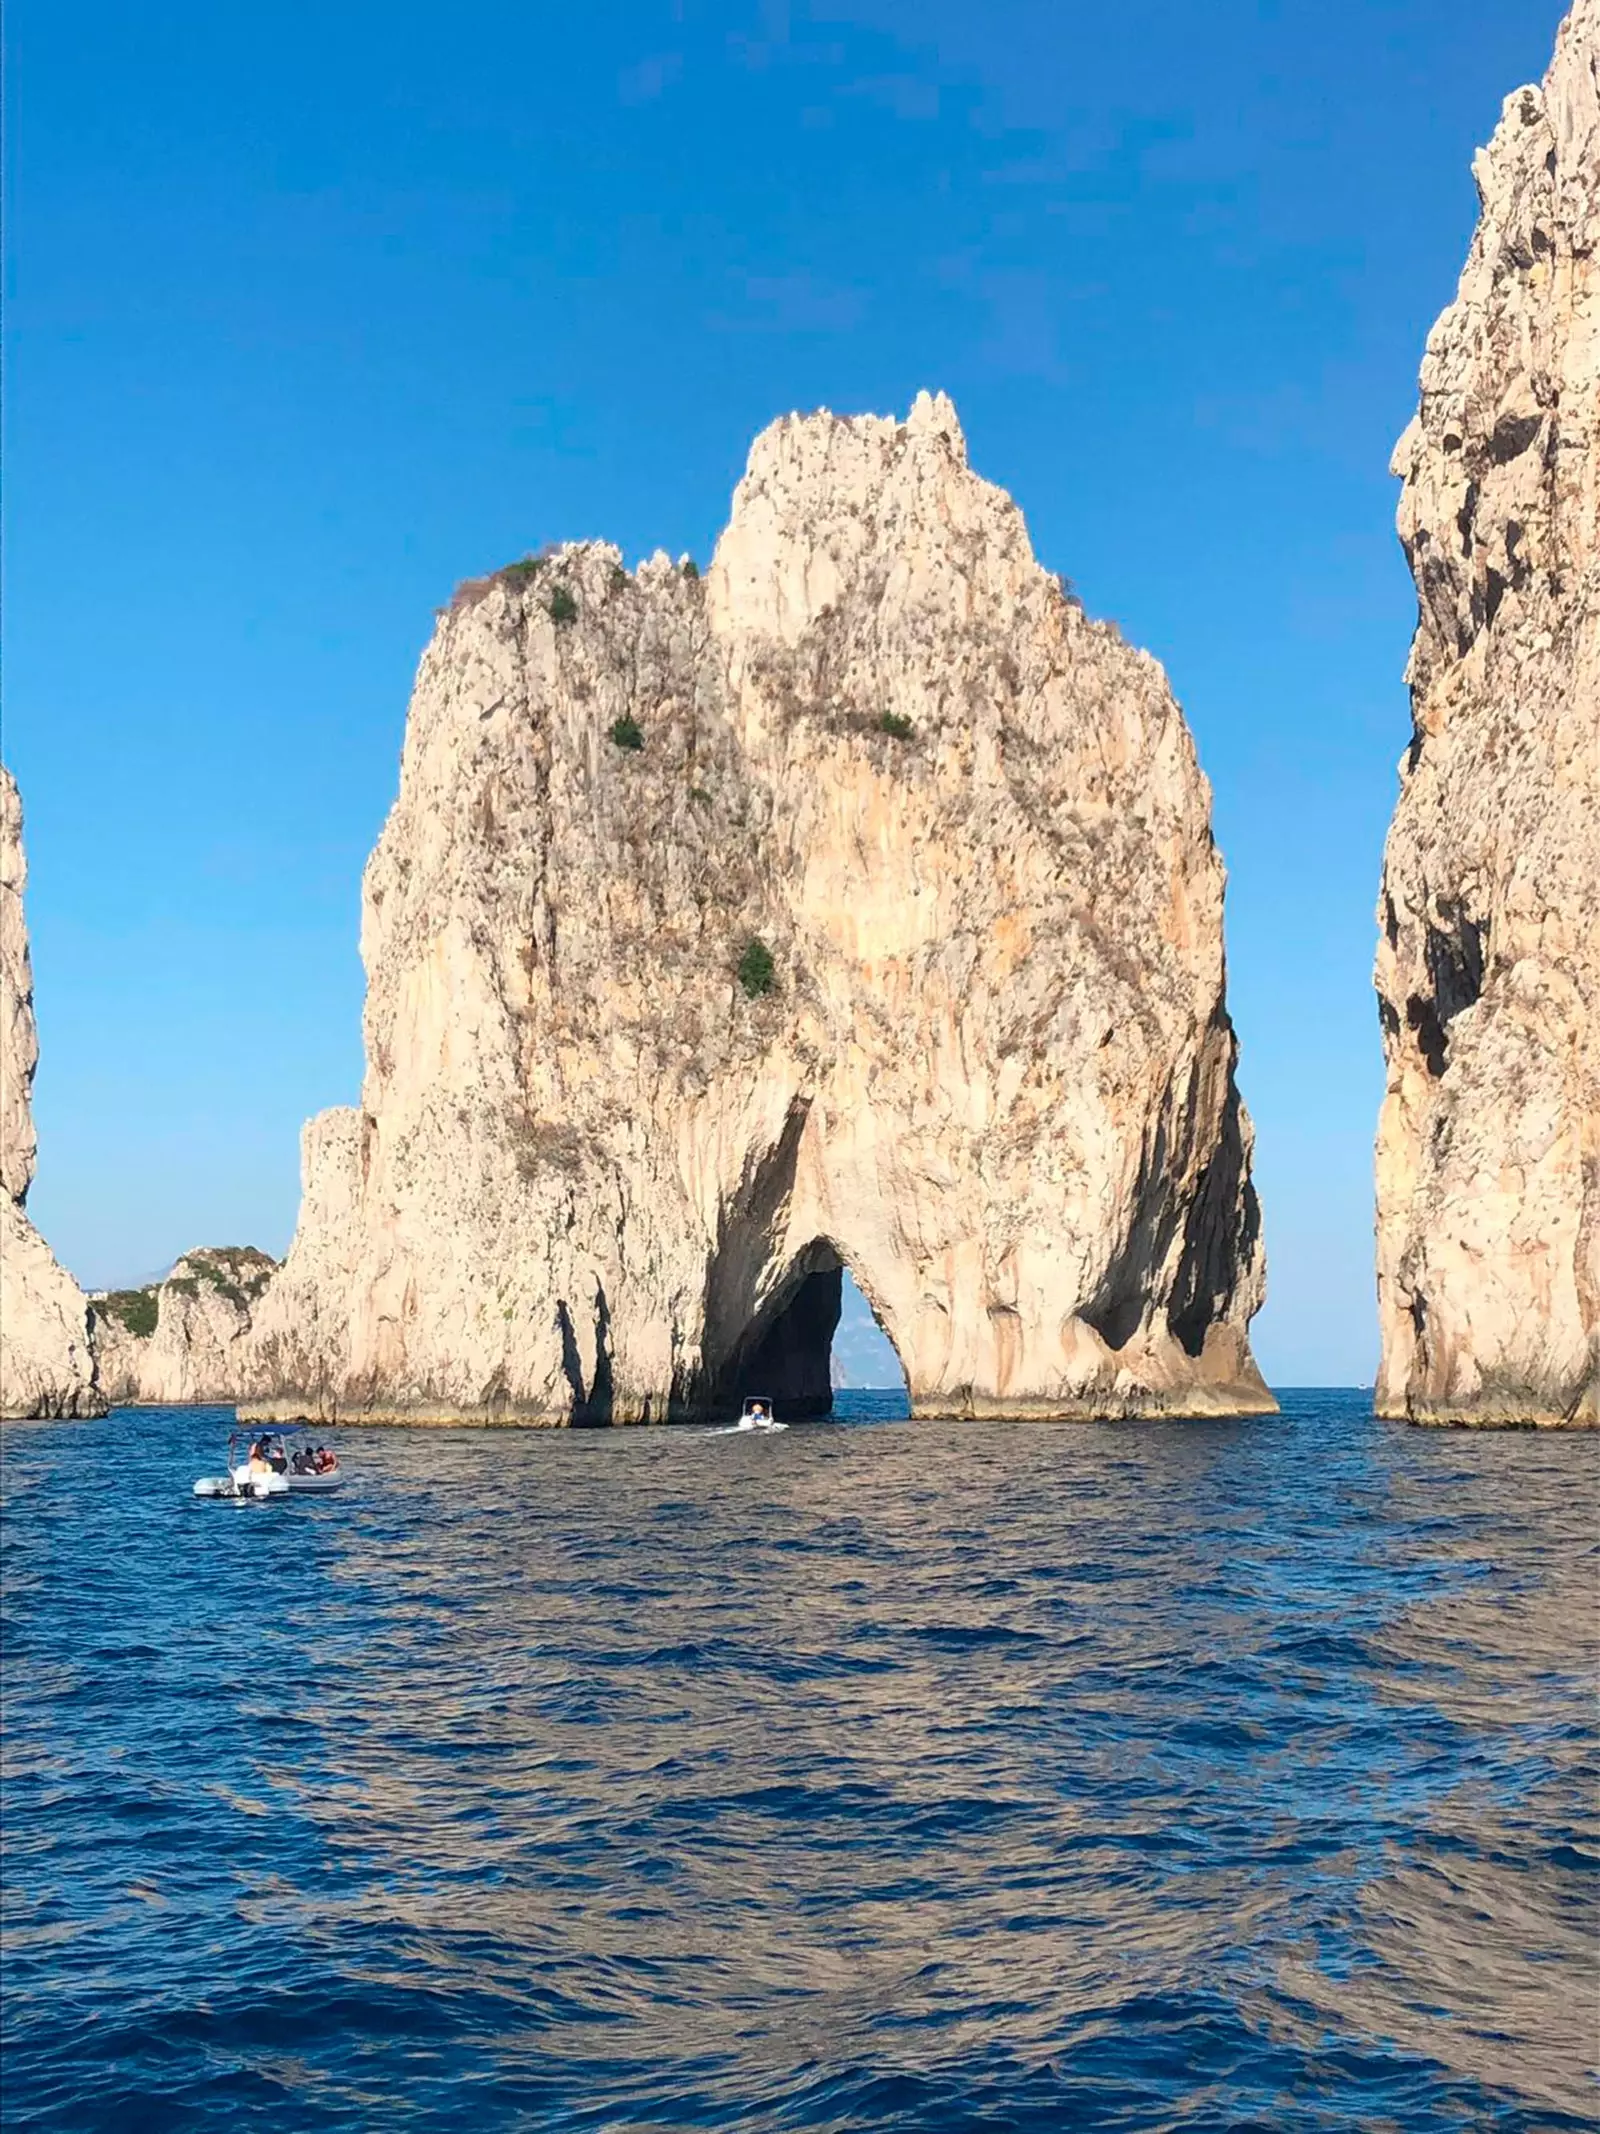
[192,1460,286,1502]
[193,1427,343,1500]
[733,1395,786,1432]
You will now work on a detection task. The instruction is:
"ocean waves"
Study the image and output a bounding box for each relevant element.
[2,1393,1595,2130]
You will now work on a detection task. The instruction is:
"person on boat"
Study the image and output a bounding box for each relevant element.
[245,1438,275,1485]
[313,1445,337,1474]
[750,1402,768,1420]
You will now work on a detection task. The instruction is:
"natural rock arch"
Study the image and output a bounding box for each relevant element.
[702,1245,847,1421]
[243,394,1272,1427]
[686,1093,912,1419]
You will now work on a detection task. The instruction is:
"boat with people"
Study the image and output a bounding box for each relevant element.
[732,1395,786,1433]
[193,1425,344,1500]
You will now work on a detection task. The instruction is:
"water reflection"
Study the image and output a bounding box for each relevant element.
[2,1395,1595,2130]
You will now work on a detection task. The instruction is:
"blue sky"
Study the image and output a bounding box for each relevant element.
[4,0,1567,1385]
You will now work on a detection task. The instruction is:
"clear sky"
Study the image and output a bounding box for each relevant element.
[3,0,1568,1385]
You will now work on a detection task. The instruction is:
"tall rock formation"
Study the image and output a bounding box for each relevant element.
[245,394,1270,1425]
[0,766,105,1419]
[91,1247,278,1405]
[1376,0,1599,1426]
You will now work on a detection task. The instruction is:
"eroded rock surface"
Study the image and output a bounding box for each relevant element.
[91,1246,278,1406]
[244,394,1270,1425]
[1376,0,1600,1426]
[0,765,105,1419]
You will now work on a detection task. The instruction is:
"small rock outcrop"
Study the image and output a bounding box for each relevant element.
[0,766,105,1419]
[1376,0,1599,1426]
[244,394,1271,1425]
[91,1246,278,1406]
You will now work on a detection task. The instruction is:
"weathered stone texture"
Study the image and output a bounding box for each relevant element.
[244,394,1270,1425]
[0,765,105,1419]
[1376,0,1600,1425]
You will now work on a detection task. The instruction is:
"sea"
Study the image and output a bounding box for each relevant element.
[2,1390,1595,2131]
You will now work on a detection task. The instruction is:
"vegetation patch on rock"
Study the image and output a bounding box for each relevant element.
[737,938,777,998]
[96,1288,159,1339]
[180,1246,277,1310]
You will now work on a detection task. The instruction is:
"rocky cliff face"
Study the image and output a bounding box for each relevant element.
[244,393,1270,1425]
[91,1247,278,1405]
[0,766,105,1419]
[1376,0,1599,1426]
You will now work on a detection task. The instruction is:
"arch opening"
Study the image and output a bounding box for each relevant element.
[704,1239,908,1422]
[829,1268,910,1417]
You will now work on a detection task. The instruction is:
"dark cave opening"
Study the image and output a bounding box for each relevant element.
[707,1244,907,1421]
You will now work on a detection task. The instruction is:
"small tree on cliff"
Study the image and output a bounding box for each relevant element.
[737,938,777,998]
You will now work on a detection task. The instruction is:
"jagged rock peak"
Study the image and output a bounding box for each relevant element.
[1376,0,1600,1426]
[244,394,1271,1426]
[0,764,105,1419]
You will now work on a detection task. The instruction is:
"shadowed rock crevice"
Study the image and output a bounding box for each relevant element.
[1080,1121,1172,1356]
[1169,1080,1261,1363]
[555,1284,615,1424]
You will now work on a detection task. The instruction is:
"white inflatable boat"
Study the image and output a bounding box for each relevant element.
[285,1466,343,1495]
[193,1428,343,1500]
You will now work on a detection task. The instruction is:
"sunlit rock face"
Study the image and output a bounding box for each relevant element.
[90,1248,278,1406]
[1376,0,1600,1427]
[0,765,105,1420]
[243,394,1270,1425]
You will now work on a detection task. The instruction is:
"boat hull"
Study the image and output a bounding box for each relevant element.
[192,1474,287,1500]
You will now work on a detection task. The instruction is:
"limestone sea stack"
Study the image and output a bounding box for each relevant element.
[1376,0,1599,1426]
[244,394,1271,1425]
[91,1247,278,1406]
[0,766,105,1418]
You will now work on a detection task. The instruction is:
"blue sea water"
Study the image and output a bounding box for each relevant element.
[2,1391,1596,2131]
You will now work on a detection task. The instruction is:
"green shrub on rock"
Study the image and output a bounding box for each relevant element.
[737,938,777,998]
[547,585,579,627]
[609,714,644,752]
[99,1288,159,1339]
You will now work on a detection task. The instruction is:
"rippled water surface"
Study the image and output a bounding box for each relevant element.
[3,1392,1597,2130]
